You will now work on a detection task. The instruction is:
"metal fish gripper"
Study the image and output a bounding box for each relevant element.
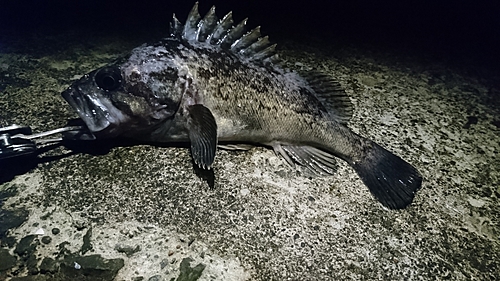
[0,124,90,160]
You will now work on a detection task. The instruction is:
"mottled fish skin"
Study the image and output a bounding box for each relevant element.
[61,2,422,209]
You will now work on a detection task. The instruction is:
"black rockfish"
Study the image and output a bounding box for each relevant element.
[62,3,422,209]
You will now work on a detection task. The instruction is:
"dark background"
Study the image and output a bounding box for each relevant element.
[1,0,499,66]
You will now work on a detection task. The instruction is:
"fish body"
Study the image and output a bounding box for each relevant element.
[62,3,422,209]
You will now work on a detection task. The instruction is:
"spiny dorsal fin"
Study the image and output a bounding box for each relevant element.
[303,72,353,124]
[170,2,277,63]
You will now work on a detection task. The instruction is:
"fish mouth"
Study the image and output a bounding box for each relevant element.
[62,86,129,138]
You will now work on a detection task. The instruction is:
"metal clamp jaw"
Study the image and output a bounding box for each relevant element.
[0,125,37,160]
[0,124,92,161]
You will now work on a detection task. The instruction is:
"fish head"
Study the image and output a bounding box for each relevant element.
[62,56,184,139]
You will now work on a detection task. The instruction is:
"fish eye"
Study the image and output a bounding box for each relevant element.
[95,67,122,91]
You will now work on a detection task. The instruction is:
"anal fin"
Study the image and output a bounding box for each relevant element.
[218,143,255,151]
[186,104,218,169]
[273,144,337,175]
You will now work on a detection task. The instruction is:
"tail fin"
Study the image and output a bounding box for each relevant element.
[352,142,422,209]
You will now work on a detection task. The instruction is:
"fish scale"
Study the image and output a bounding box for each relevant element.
[61,2,422,209]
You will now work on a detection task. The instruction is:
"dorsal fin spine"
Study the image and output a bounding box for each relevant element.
[170,14,182,38]
[220,18,247,49]
[197,6,218,42]
[182,2,201,41]
[240,36,270,56]
[174,3,277,64]
[209,12,233,45]
[252,44,277,61]
[231,26,261,51]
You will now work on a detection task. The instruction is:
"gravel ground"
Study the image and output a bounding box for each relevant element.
[0,23,499,281]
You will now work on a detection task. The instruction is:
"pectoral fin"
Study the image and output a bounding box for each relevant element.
[186,104,218,169]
